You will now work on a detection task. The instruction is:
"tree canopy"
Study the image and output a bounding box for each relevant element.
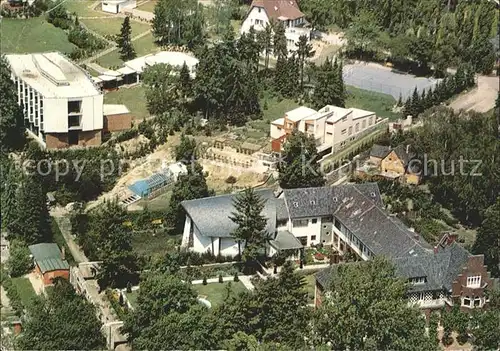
[278,130,326,189]
[17,278,105,350]
[313,257,435,350]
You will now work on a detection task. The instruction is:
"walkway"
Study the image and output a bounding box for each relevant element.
[81,28,151,65]
[51,212,128,350]
[238,275,255,291]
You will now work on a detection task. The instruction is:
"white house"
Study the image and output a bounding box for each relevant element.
[101,0,136,14]
[240,0,311,54]
[180,182,433,262]
[6,52,104,149]
[270,105,378,156]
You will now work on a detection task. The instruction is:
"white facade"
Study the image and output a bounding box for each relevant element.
[271,105,377,153]
[102,0,136,14]
[6,52,103,147]
[240,4,311,54]
[181,216,242,257]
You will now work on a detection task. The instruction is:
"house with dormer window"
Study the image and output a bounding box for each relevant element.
[240,0,311,54]
[180,182,495,314]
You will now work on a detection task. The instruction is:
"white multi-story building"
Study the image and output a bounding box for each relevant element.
[270,105,378,156]
[240,0,311,54]
[6,52,104,149]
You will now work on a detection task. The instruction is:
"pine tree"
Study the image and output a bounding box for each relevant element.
[397,93,403,107]
[15,174,51,244]
[402,95,412,118]
[1,166,19,234]
[117,16,136,61]
[411,87,421,116]
[273,20,288,59]
[295,35,313,91]
[420,88,427,111]
[274,54,288,95]
[257,23,273,71]
[278,130,326,189]
[311,57,345,109]
[177,62,192,99]
[229,187,269,266]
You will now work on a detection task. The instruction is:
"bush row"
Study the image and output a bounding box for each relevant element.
[0,266,24,316]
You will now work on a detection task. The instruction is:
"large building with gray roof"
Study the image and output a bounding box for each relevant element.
[181,182,495,314]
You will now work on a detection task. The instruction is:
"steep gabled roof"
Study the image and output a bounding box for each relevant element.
[392,144,416,167]
[370,144,391,159]
[250,0,305,21]
[181,189,277,238]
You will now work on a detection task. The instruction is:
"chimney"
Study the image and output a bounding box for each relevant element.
[433,246,439,254]
[406,144,410,154]
[61,246,65,260]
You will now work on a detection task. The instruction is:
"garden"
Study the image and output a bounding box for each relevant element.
[193,280,247,308]
[81,18,151,38]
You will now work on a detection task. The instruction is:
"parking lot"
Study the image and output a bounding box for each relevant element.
[343,63,440,99]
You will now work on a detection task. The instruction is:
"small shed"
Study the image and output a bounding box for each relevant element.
[28,243,70,286]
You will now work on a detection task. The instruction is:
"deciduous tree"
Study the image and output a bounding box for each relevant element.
[312,257,435,350]
[472,198,500,278]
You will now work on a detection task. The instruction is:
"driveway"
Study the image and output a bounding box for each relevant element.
[450,75,499,113]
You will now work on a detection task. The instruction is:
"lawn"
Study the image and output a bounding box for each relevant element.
[131,230,180,257]
[11,277,37,308]
[193,281,247,308]
[1,18,76,54]
[65,0,113,17]
[81,18,151,38]
[261,94,300,122]
[346,86,400,121]
[125,289,139,309]
[137,0,157,12]
[96,33,158,68]
[104,85,149,120]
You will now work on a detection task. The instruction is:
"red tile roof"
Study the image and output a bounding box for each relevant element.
[251,0,305,21]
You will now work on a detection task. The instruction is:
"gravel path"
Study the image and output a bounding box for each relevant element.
[450,75,499,113]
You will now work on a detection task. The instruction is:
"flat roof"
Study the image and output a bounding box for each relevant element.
[285,106,318,122]
[350,107,375,119]
[271,117,284,125]
[124,51,199,74]
[103,104,130,115]
[6,52,101,98]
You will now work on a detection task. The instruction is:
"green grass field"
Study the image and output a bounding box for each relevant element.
[81,18,151,38]
[65,0,112,17]
[104,85,149,120]
[11,277,37,308]
[96,33,157,68]
[193,281,247,308]
[346,86,399,120]
[1,18,76,54]
[131,230,180,257]
[125,289,139,308]
[261,95,300,123]
[137,0,157,12]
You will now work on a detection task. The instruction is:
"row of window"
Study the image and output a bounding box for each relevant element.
[462,296,484,308]
[13,75,44,130]
[340,117,374,136]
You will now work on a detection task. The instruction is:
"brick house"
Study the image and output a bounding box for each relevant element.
[29,243,70,286]
[364,144,421,184]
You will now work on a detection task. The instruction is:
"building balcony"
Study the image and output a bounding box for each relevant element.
[411,297,452,309]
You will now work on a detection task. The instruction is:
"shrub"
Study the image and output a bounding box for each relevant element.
[225,176,237,184]
[7,240,33,277]
[233,272,239,282]
[202,276,207,285]
[218,274,223,283]
[126,282,132,293]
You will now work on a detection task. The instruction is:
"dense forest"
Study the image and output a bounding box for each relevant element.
[300,0,498,75]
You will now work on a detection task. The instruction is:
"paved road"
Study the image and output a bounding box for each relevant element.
[51,212,88,263]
